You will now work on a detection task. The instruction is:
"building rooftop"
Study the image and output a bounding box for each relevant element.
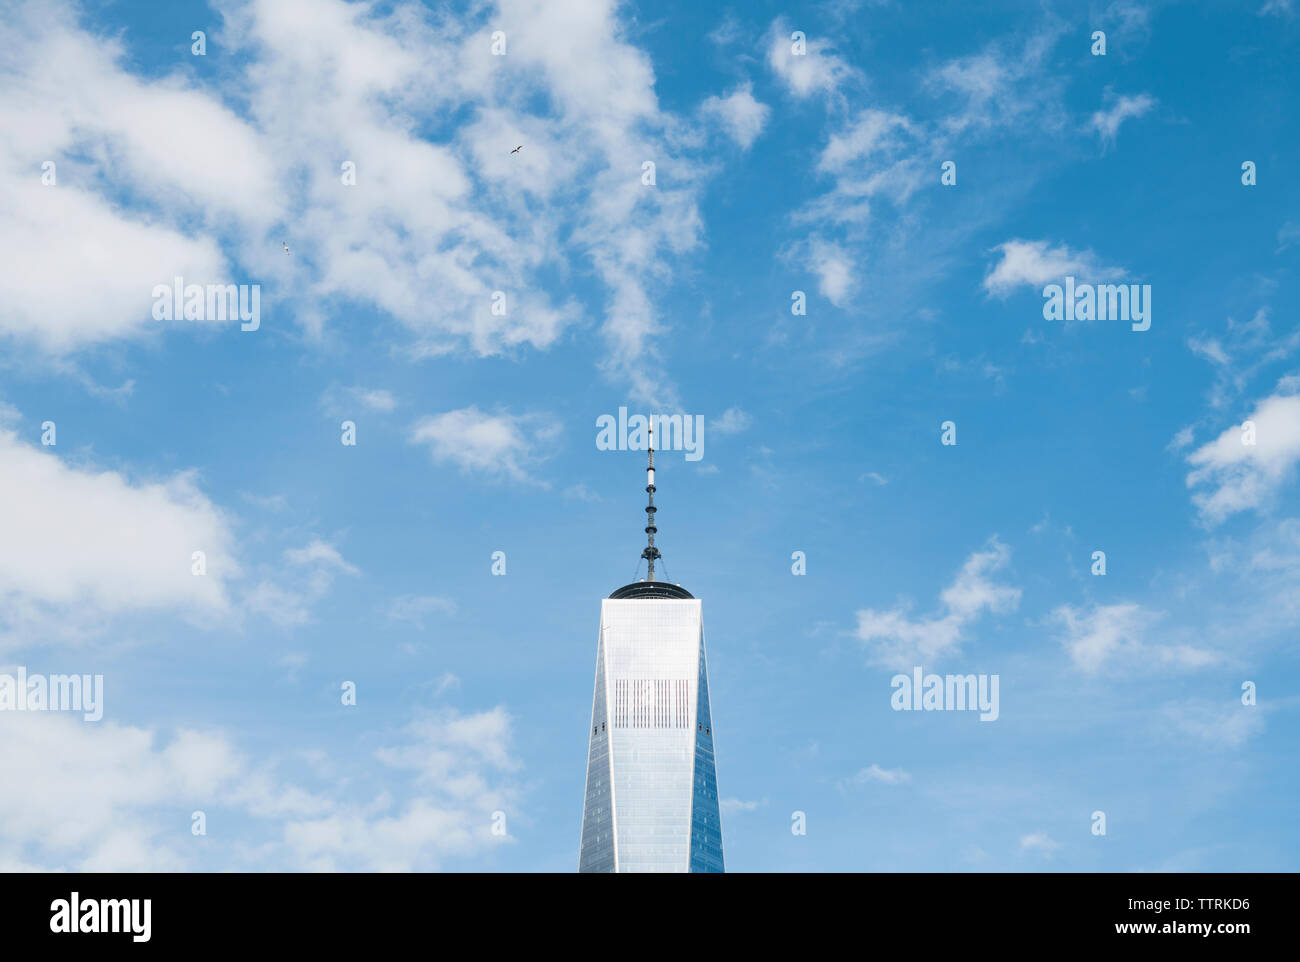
[607,581,695,600]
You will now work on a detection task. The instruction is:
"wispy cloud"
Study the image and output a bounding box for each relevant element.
[925,26,1069,136]
[854,538,1020,668]
[385,594,458,628]
[410,407,560,484]
[983,239,1124,296]
[1277,221,1300,252]
[358,389,397,413]
[847,763,911,786]
[285,539,359,575]
[1088,92,1156,144]
[766,17,857,99]
[564,483,604,503]
[1019,831,1061,855]
[1052,602,1215,674]
[709,407,752,436]
[1187,308,1300,409]
[245,539,358,630]
[1163,699,1265,748]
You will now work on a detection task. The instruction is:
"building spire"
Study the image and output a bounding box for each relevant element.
[640,422,661,581]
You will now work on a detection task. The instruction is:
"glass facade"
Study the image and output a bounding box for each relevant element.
[578,596,724,872]
[688,639,724,872]
[578,629,615,871]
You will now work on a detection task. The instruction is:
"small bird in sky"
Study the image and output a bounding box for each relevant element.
[510,145,523,154]
[282,241,290,254]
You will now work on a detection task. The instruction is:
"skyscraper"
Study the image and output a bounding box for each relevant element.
[578,427,725,872]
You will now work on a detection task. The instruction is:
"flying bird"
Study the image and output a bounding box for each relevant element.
[282,242,290,255]
[510,145,523,154]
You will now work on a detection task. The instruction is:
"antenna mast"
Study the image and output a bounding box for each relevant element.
[640,423,661,581]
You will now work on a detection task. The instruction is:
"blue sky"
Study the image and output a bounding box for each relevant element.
[0,0,1297,871]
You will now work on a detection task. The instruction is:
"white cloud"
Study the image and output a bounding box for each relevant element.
[229,0,660,373]
[0,705,520,871]
[1019,831,1061,855]
[1277,221,1300,252]
[1100,1,1154,47]
[319,385,400,419]
[803,109,926,226]
[810,239,856,307]
[243,580,314,630]
[242,492,289,512]
[983,239,1124,297]
[0,714,323,871]
[784,27,1068,331]
[358,389,397,413]
[386,594,458,628]
[2,0,708,400]
[849,763,911,786]
[434,672,461,695]
[1186,391,1300,524]
[1053,602,1217,673]
[1053,602,1151,673]
[1247,517,1300,575]
[240,539,360,629]
[1168,425,1196,451]
[854,538,1020,668]
[0,181,230,352]
[285,708,521,871]
[0,431,237,642]
[285,539,359,575]
[706,14,744,48]
[930,53,1011,125]
[766,18,856,99]
[0,1,273,352]
[700,84,770,149]
[925,28,1067,136]
[563,482,603,502]
[410,406,559,483]
[1088,92,1156,144]
[819,110,917,174]
[709,407,752,436]
[279,652,309,682]
[1188,309,1300,409]
[1164,700,1265,747]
